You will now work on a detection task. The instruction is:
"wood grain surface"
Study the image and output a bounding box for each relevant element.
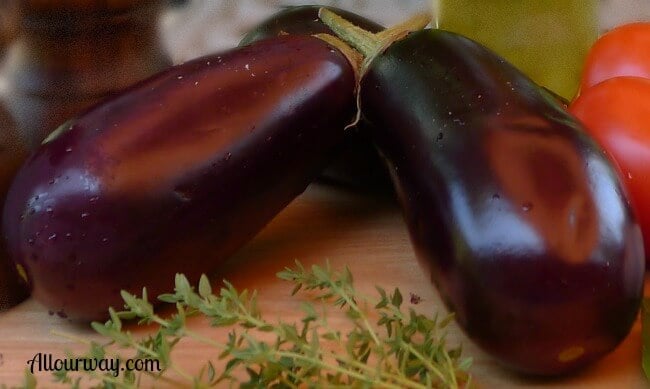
[0,184,647,388]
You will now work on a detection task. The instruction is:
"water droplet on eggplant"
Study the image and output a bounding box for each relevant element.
[174,189,192,203]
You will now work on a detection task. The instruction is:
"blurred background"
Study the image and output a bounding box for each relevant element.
[161,0,650,63]
[162,0,428,62]
[3,0,650,66]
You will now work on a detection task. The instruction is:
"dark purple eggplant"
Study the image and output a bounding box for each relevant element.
[322,12,645,376]
[240,5,383,46]
[241,5,393,194]
[3,35,356,321]
[0,105,30,311]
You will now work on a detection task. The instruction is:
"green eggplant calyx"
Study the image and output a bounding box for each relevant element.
[319,8,430,71]
[314,33,363,129]
[319,8,380,59]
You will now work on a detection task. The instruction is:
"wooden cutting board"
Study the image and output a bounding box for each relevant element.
[0,184,647,388]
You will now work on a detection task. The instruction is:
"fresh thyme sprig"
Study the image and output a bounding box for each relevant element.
[35,261,471,388]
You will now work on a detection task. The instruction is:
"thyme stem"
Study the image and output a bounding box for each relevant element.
[49,262,470,388]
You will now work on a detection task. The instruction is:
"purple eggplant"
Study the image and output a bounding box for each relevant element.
[322,11,645,376]
[241,5,393,194]
[240,5,383,46]
[0,105,30,311]
[3,35,356,321]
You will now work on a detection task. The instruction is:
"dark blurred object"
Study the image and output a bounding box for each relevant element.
[0,1,18,57]
[0,103,28,312]
[316,125,394,195]
[241,5,394,195]
[2,0,172,150]
[0,0,172,312]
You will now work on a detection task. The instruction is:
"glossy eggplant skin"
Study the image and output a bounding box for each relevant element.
[241,5,393,194]
[359,29,645,375]
[3,35,355,321]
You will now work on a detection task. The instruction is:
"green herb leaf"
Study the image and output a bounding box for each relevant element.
[198,274,212,298]
[23,368,38,389]
[55,262,471,389]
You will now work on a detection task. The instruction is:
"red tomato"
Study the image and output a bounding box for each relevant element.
[580,22,650,91]
[570,76,650,261]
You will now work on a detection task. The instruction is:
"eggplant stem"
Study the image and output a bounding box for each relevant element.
[318,8,381,59]
[319,8,431,69]
[314,33,363,84]
[318,9,431,130]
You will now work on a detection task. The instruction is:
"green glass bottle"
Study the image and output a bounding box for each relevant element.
[434,0,599,99]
